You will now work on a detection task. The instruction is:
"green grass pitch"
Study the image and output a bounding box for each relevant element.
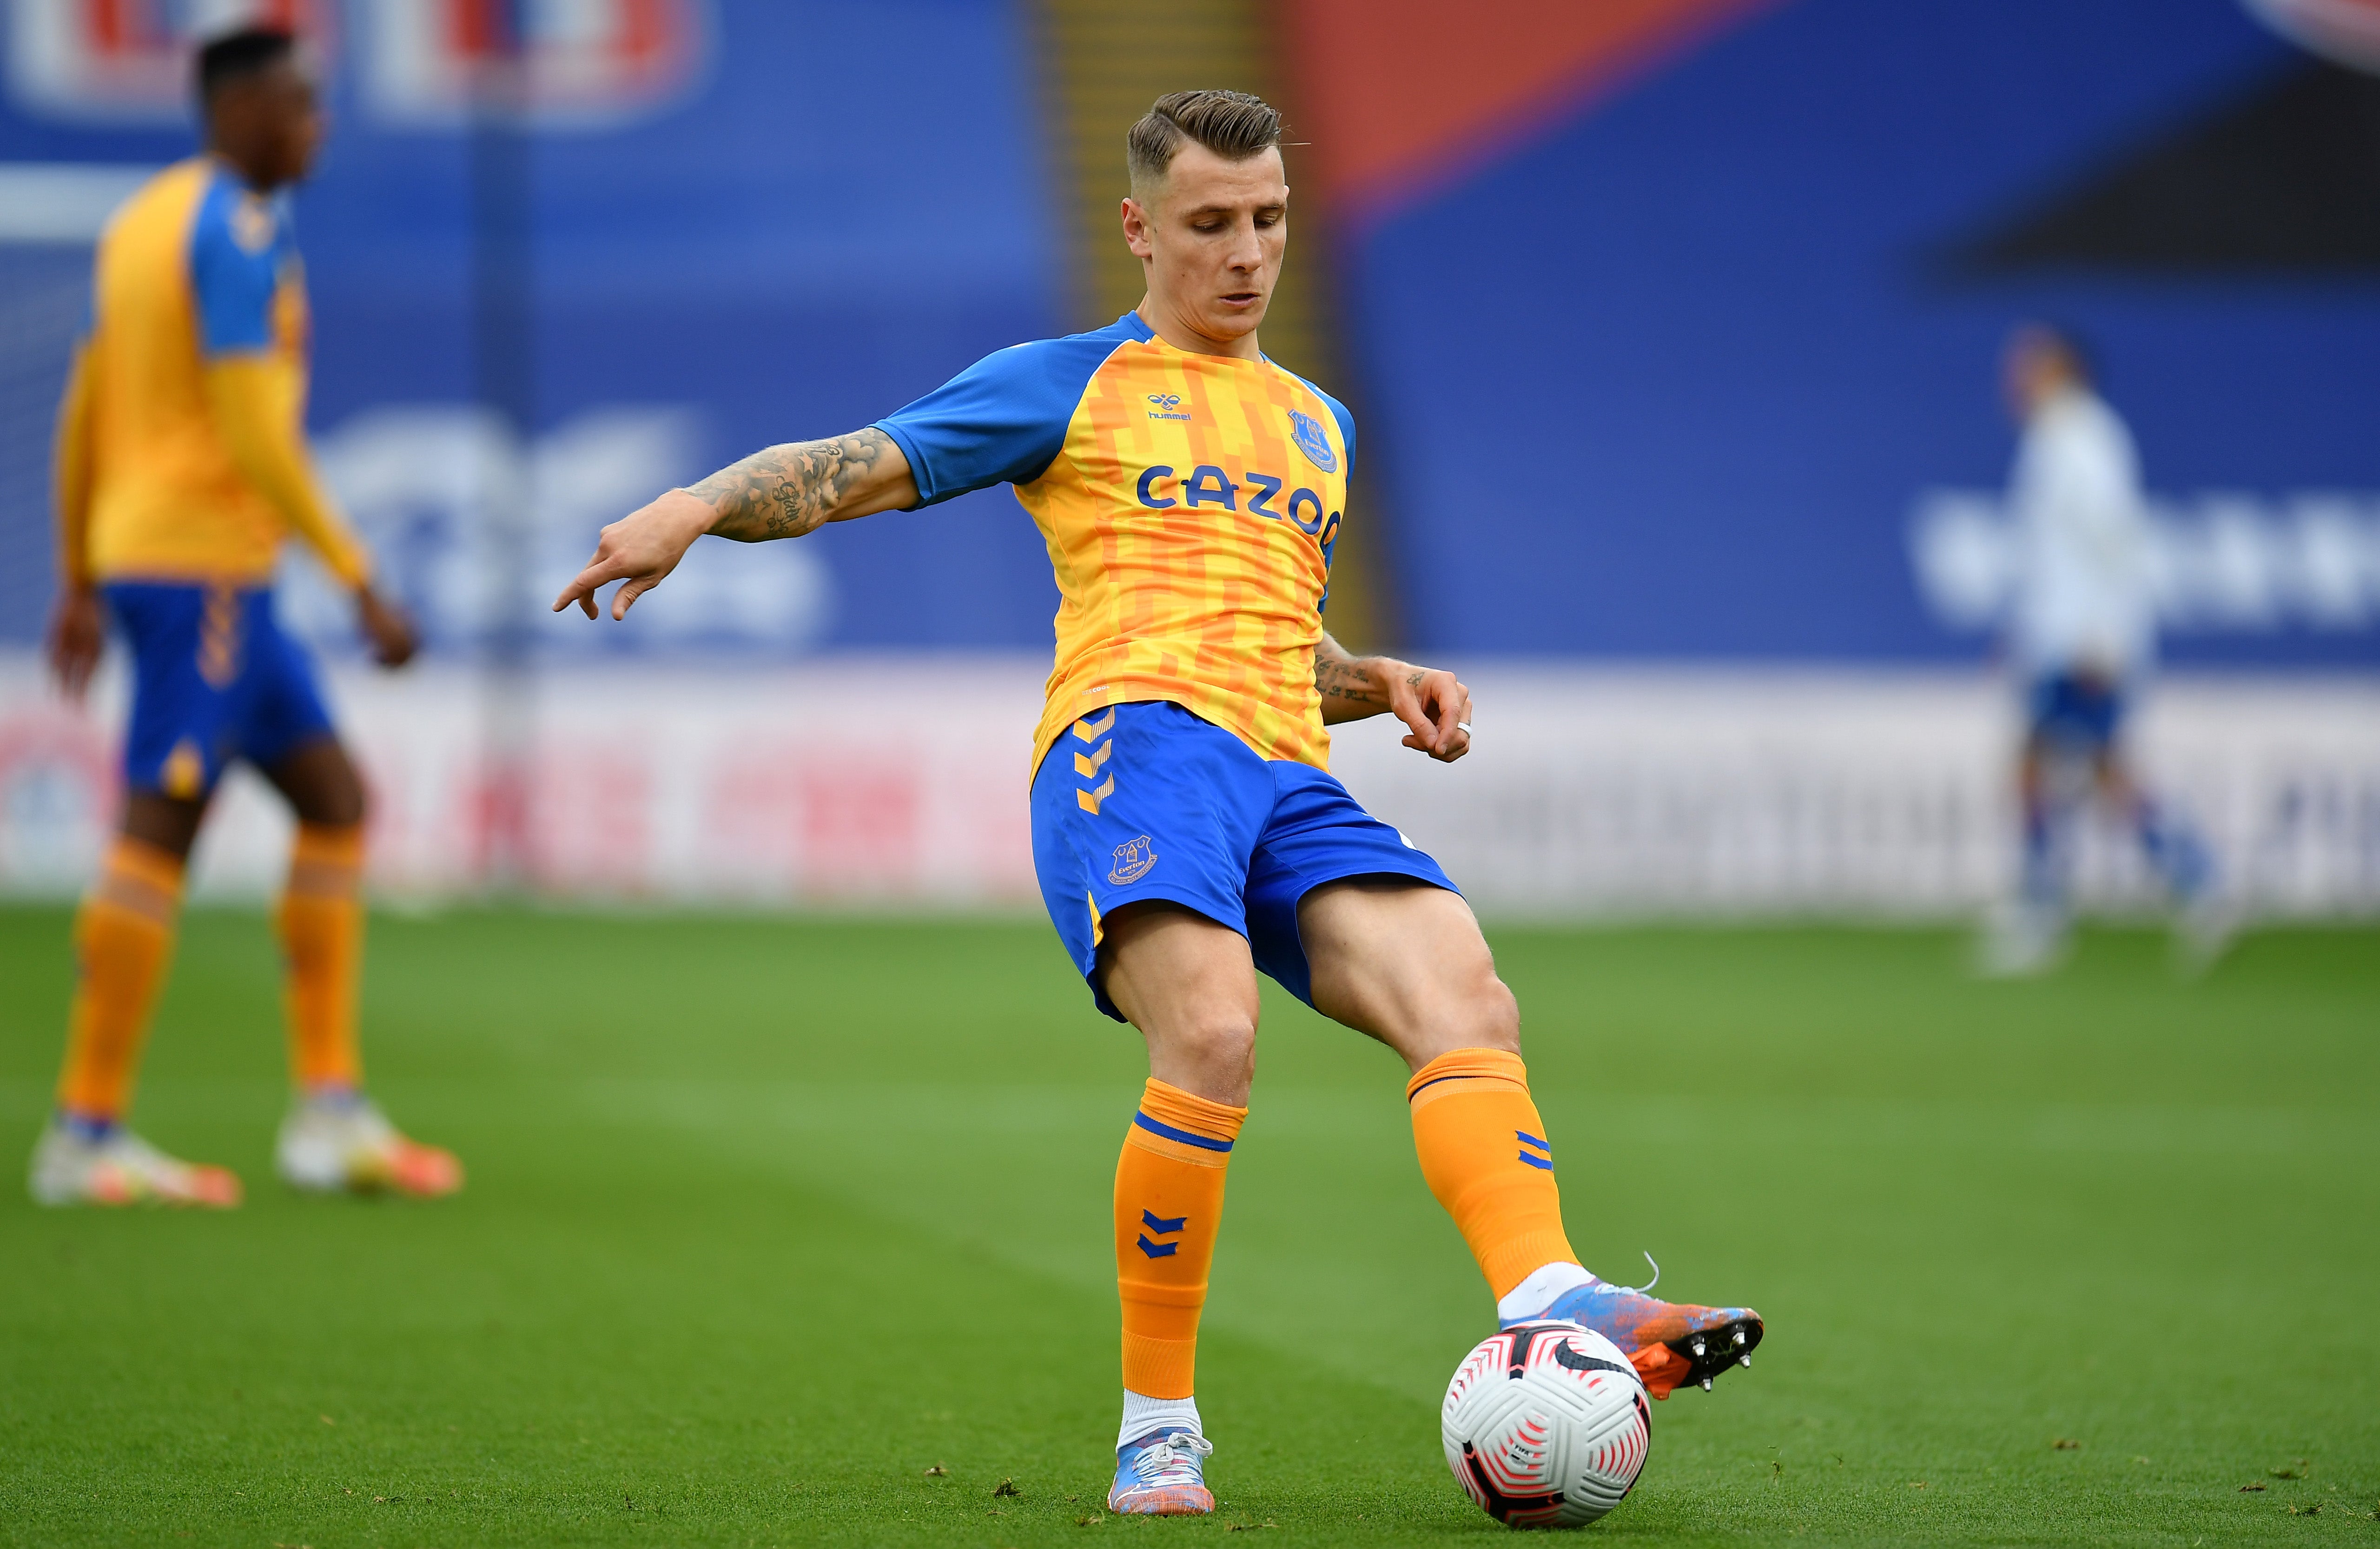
[0,907,2373,1546]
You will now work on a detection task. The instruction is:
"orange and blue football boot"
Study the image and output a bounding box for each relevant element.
[1506,1282,1764,1399]
[1107,1429,1215,1516]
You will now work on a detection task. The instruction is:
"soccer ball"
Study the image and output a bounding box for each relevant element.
[1442,1321,1651,1528]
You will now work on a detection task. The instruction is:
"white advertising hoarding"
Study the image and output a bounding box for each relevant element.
[2,653,2374,918]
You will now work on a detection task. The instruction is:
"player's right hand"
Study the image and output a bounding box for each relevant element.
[45,584,104,702]
[357,585,419,669]
[554,489,715,621]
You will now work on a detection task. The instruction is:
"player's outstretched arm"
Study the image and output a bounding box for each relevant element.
[1313,632,1473,763]
[554,429,916,621]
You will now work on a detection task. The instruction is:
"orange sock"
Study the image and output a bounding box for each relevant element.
[276,822,365,1092]
[1408,1048,1579,1300]
[54,837,185,1122]
[1114,1078,1246,1400]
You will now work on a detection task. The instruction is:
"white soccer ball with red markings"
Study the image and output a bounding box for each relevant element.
[1441,1321,1652,1529]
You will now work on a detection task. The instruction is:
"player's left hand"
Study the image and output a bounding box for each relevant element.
[45,583,105,702]
[357,585,418,669]
[1382,660,1473,763]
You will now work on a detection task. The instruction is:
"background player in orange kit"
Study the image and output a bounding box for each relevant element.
[31,27,461,1208]
[555,90,1760,1516]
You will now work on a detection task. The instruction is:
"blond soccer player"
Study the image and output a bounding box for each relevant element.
[558,90,1760,1514]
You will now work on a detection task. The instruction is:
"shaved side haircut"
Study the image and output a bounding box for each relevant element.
[1126,90,1284,199]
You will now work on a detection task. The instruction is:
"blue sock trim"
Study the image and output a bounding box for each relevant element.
[56,1109,119,1144]
[1133,1110,1232,1152]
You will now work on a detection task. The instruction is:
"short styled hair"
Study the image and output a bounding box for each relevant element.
[196,26,295,105]
[1126,90,1283,195]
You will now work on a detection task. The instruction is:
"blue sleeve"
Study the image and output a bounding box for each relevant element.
[188,179,281,357]
[872,333,1125,509]
[1289,375,1356,479]
[1317,389,1356,478]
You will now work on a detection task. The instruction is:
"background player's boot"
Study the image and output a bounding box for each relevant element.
[1509,1282,1762,1398]
[276,1091,463,1198]
[1106,1429,1215,1516]
[1977,898,2067,978]
[2173,888,2241,977]
[28,1118,242,1208]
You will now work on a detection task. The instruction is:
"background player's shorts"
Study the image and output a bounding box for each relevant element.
[1030,699,1457,1021]
[104,581,336,799]
[2025,669,2126,754]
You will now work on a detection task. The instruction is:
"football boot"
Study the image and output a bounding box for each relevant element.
[1508,1281,1762,1399]
[1107,1429,1215,1516]
[28,1118,242,1208]
[276,1092,463,1198]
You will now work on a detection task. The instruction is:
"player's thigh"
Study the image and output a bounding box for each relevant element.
[1100,901,1263,1106]
[258,734,365,827]
[1298,877,1518,1071]
[241,595,351,824]
[119,789,210,859]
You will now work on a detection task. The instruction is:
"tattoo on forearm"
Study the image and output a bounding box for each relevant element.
[1313,649,1386,706]
[685,428,893,541]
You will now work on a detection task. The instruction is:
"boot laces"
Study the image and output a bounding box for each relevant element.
[1130,1431,1213,1486]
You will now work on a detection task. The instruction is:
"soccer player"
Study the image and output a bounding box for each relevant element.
[30,28,462,1207]
[557,90,1761,1515]
[1981,324,2226,976]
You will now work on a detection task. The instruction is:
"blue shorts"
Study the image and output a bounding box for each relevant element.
[2026,670,2126,753]
[1030,700,1457,1021]
[105,581,336,799]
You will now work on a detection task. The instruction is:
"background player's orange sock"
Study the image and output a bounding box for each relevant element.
[276,822,365,1092]
[1408,1047,1580,1300]
[1114,1078,1245,1410]
[54,836,185,1123]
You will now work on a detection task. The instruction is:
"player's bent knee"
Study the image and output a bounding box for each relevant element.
[1473,975,1522,1054]
[1165,1008,1257,1069]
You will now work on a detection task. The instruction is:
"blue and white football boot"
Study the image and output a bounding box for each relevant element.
[1107,1428,1216,1515]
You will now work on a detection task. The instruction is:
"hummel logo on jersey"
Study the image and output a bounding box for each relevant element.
[1288,410,1338,474]
[1146,393,1191,422]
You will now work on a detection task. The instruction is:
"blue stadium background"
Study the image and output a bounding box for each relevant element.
[2,0,2373,666]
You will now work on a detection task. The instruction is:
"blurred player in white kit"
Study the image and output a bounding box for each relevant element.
[1983,324,2229,976]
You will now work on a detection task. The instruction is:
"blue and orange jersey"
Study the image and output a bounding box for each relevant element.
[875,311,1354,772]
[62,157,367,588]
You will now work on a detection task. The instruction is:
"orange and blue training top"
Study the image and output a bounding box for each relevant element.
[874,311,1355,774]
[69,157,367,587]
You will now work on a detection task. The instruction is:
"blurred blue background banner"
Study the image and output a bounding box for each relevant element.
[0,0,1069,658]
[1345,0,2380,667]
[0,0,2374,665]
